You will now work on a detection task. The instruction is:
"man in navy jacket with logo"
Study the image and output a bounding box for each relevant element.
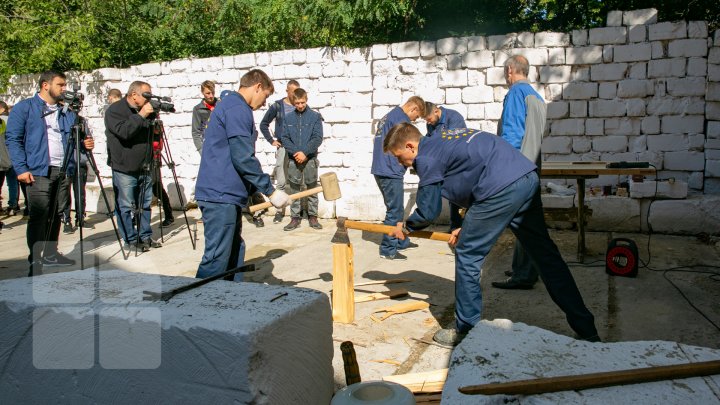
[6,70,94,275]
[383,123,600,347]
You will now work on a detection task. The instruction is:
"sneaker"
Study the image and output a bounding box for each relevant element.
[432,328,467,348]
[138,238,162,252]
[273,212,284,224]
[283,217,301,231]
[399,242,419,251]
[491,278,534,290]
[253,216,265,228]
[379,252,407,261]
[63,222,75,234]
[161,217,175,227]
[308,216,322,229]
[42,253,76,267]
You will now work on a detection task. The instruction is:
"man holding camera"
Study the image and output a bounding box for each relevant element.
[105,81,161,252]
[5,70,95,276]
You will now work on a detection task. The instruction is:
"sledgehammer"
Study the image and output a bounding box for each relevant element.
[331,217,452,243]
[249,172,341,213]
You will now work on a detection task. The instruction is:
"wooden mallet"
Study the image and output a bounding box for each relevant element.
[249,172,341,212]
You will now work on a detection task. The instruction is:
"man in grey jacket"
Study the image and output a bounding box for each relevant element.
[191,80,217,154]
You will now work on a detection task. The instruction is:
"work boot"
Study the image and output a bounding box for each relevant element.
[63,221,75,234]
[161,216,175,227]
[432,328,467,349]
[398,242,419,251]
[308,216,322,229]
[253,216,265,228]
[491,278,534,290]
[283,217,301,231]
[273,212,284,224]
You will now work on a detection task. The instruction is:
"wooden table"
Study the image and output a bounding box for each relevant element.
[540,162,656,261]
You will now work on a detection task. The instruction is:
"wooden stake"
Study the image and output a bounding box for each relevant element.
[332,242,355,323]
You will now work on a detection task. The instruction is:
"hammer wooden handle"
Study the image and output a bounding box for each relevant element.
[458,359,720,396]
[343,219,452,242]
[249,186,323,212]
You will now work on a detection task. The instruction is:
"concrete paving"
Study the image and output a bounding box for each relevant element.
[1,208,719,393]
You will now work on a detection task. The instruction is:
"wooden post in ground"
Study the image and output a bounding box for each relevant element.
[332,242,355,323]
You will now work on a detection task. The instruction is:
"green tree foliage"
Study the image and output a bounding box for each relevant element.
[0,0,717,90]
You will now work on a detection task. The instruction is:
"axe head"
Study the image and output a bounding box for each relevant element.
[331,217,350,244]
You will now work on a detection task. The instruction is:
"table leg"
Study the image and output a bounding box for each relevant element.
[577,178,586,262]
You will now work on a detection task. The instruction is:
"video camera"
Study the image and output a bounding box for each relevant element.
[142,92,175,113]
[62,84,84,112]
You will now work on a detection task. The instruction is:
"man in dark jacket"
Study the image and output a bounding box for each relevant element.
[280,88,324,231]
[5,70,94,275]
[191,80,217,153]
[105,81,160,252]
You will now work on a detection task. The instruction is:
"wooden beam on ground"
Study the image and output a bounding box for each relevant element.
[332,243,355,323]
[354,279,413,287]
[354,288,408,303]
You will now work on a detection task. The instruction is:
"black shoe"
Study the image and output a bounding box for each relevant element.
[432,328,467,348]
[253,216,265,228]
[77,220,94,229]
[273,212,284,224]
[308,216,322,229]
[284,217,301,231]
[399,242,419,251]
[42,253,76,267]
[138,238,162,252]
[379,252,407,261]
[504,270,513,277]
[63,222,75,234]
[161,217,175,227]
[491,278,534,290]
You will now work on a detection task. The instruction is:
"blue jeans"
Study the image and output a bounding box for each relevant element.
[196,201,245,281]
[454,171,597,339]
[112,170,152,244]
[2,167,20,209]
[375,176,410,257]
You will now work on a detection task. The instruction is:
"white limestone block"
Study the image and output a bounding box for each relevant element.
[646,96,705,115]
[617,79,652,98]
[0,269,333,404]
[341,48,368,62]
[548,48,565,65]
[536,32,570,47]
[704,178,720,193]
[439,70,468,88]
[709,102,720,120]
[598,82,617,99]
[661,115,705,134]
[668,39,709,58]
[590,63,627,81]
[94,68,123,81]
[550,119,584,136]
[391,41,420,58]
[602,44,613,62]
[625,99,646,116]
[592,136,627,152]
[628,62,647,79]
[545,83,563,101]
[589,100,626,117]
[462,51,494,69]
[709,64,720,81]
[467,36,486,51]
[566,46,603,64]
[546,101,569,119]
[234,53,256,68]
[647,134,688,152]
[446,54,462,70]
[496,48,548,67]
[541,136,572,153]
[486,34,516,50]
[541,193,575,208]
[649,196,720,233]
[442,320,720,404]
[306,47,328,63]
[688,21,708,38]
[483,103,503,120]
[467,104,485,120]
[461,85,494,103]
[372,88,402,106]
[372,59,399,76]
[371,44,389,60]
[613,43,652,62]
[318,107,353,123]
[648,58,686,78]
[589,27,627,45]
[641,116,661,134]
[516,32,534,47]
[569,101,588,118]
[630,179,688,198]
[707,160,720,177]
[572,137,592,153]
[628,25,646,43]
[607,10,622,27]
[323,60,346,77]
[604,117,641,136]
[437,37,467,55]
[708,139,720,149]
[664,151,705,171]
[649,21,687,41]
[572,30,588,46]
[562,82,598,99]
[709,121,720,139]
[623,8,658,26]
[651,41,665,59]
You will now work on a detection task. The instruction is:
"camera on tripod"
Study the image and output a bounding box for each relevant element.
[142,92,176,113]
[62,85,84,111]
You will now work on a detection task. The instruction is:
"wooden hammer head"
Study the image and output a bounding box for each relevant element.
[320,172,341,201]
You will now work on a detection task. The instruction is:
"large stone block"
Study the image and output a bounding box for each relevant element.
[572,30,588,46]
[664,151,705,170]
[467,36,486,51]
[371,44,389,60]
[661,115,705,134]
[461,85,494,103]
[547,101,569,119]
[648,58,686,78]
[617,79,653,98]
[628,25,647,43]
[592,136,628,152]
[647,134,688,152]
[598,82,617,99]
[439,70,468,88]
[566,46,603,64]
[590,63,628,81]
[649,197,720,234]
[0,270,333,404]
[541,136,573,153]
[630,179,688,199]
[604,117,641,135]
[688,21,708,38]
[550,119,584,136]
[649,21,687,41]
[589,100,627,117]
[585,195,641,231]
[536,32,570,47]
[486,34,516,50]
[623,8,658,26]
[562,82,598,99]
[607,10,623,27]
[613,44,652,62]
[707,159,720,177]
[666,77,706,96]
[668,39,709,58]
[437,37,467,55]
[589,27,627,45]
[462,51,494,69]
[391,41,420,58]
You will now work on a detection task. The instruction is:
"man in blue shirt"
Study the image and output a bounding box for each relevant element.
[424,102,467,232]
[371,96,425,260]
[260,80,300,224]
[280,88,324,231]
[5,70,95,276]
[492,54,547,291]
[384,123,600,347]
[194,69,289,280]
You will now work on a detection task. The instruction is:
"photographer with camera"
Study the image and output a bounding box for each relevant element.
[105,81,162,252]
[5,70,95,276]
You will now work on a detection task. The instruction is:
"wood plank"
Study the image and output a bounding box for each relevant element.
[370,301,430,322]
[354,288,408,303]
[354,279,412,287]
[383,368,448,393]
[332,243,355,323]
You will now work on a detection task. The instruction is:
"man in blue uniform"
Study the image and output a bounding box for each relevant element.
[194,69,289,280]
[424,101,467,231]
[384,123,600,347]
[493,54,546,290]
[371,96,425,260]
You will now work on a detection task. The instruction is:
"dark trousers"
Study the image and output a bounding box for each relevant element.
[196,201,245,281]
[26,167,64,264]
[152,165,172,220]
[58,164,88,223]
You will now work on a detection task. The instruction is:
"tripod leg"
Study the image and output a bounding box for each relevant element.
[86,152,127,260]
[153,162,165,243]
[161,141,196,250]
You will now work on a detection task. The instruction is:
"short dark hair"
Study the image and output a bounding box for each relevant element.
[424,102,437,117]
[292,88,307,100]
[201,80,216,93]
[0,100,8,113]
[383,122,421,153]
[287,79,300,88]
[240,69,274,93]
[108,88,122,99]
[39,70,66,87]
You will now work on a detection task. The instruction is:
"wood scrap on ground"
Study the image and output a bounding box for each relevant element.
[383,368,448,393]
[354,278,413,287]
[370,359,402,366]
[370,301,430,322]
[354,288,408,303]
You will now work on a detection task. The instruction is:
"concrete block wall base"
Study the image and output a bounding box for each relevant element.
[442,319,720,404]
[0,269,333,404]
